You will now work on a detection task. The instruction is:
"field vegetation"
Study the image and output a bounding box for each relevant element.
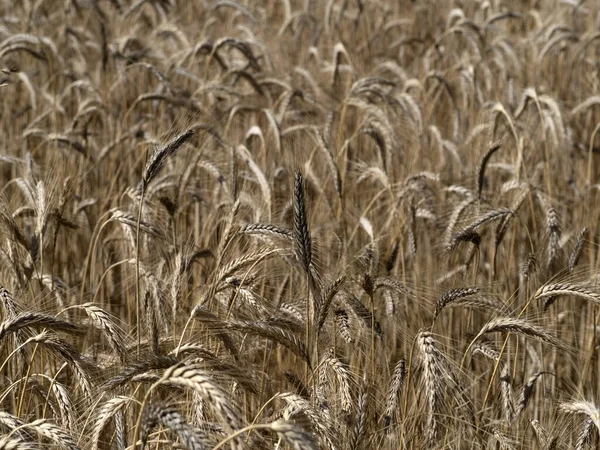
[1,0,600,449]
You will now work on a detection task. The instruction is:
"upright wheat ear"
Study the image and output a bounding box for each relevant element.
[135,128,195,355]
[569,227,588,272]
[416,332,443,442]
[141,129,195,189]
[293,170,312,275]
[293,169,322,362]
[384,358,406,433]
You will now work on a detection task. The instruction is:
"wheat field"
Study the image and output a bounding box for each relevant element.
[1,0,600,449]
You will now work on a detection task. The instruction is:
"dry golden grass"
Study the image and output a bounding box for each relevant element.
[2,0,600,448]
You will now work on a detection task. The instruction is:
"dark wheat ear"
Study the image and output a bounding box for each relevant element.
[230,144,239,201]
[476,142,501,199]
[447,208,514,253]
[435,287,479,318]
[293,170,323,318]
[293,170,312,274]
[0,286,18,317]
[516,372,550,416]
[142,129,195,190]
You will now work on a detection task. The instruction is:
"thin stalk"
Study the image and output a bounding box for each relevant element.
[135,185,145,357]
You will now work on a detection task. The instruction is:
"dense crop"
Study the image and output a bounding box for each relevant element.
[1,1,600,449]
